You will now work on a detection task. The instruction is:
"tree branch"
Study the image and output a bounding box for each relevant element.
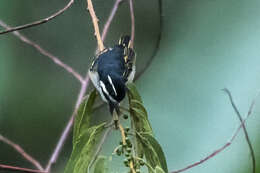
[223,88,256,173]
[0,164,47,173]
[0,20,84,84]
[0,135,44,171]
[119,123,136,173]
[129,0,135,48]
[45,75,90,172]
[171,89,259,173]
[0,0,74,35]
[87,0,105,52]
[101,0,124,42]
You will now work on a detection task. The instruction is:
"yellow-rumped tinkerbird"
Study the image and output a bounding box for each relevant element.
[89,35,136,116]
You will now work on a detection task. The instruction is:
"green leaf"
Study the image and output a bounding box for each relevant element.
[136,132,160,173]
[93,155,108,173]
[65,123,106,173]
[127,83,168,173]
[73,90,97,144]
[127,83,143,102]
[127,83,153,158]
[155,166,166,173]
[127,83,153,135]
[143,133,168,173]
[65,89,107,173]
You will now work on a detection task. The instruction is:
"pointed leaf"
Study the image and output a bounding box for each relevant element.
[143,133,168,173]
[127,84,153,135]
[73,89,97,144]
[65,123,106,173]
[127,83,142,102]
[155,166,166,173]
[127,83,153,158]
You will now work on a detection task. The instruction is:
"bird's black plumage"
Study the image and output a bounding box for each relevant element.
[89,35,135,114]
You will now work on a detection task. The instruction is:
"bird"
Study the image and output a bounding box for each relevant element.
[89,35,136,116]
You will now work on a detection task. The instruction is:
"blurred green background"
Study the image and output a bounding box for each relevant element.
[0,0,259,173]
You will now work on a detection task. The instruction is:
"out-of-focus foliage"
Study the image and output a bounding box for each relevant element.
[65,90,107,173]
[0,0,260,173]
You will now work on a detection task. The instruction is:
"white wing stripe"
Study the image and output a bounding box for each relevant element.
[108,75,117,96]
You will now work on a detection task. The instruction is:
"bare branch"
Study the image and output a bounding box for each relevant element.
[119,123,136,173]
[0,20,84,84]
[0,164,47,173]
[101,0,124,42]
[0,0,74,35]
[129,0,135,48]
[223,88,256,173]
[87,0,105,52]
[0,134,44,171]
[45,75,90,172]
[171,89,259,173]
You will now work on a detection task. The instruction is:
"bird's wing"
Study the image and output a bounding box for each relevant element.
[123,47,136,82]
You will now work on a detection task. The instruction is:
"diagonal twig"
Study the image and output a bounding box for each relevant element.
[0,0,74,35]
[0,134,44,171]
[171,89,259,173]
[223,88,256,173]
[101,0,124,42]
[0,19,84,84]
[45,74,90,172]
[87,0,105,52]
[0,164,47,173]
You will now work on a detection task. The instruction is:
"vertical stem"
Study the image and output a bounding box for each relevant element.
[87,0,105,52]
[129,0,135,48]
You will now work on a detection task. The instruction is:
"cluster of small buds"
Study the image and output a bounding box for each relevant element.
[114,126,146,173]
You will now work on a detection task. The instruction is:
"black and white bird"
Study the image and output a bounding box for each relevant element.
[89,35,136,115]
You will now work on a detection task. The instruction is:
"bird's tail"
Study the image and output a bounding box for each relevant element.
[118,35,131,48]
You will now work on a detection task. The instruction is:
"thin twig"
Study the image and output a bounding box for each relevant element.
[119,123,136,173]
[101,0,123,42]
[0,164,47,173]
[171,90,259,173]
[0,0,74,35]
[129,161,136,173]
[0,20,84,84]
[128,0,135,48]
[45,75,90,172]
[223,88,256,173]
[95,0,124,54]
[87,0,105,52]
[0,135,44,171]
[119,123,127,146]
